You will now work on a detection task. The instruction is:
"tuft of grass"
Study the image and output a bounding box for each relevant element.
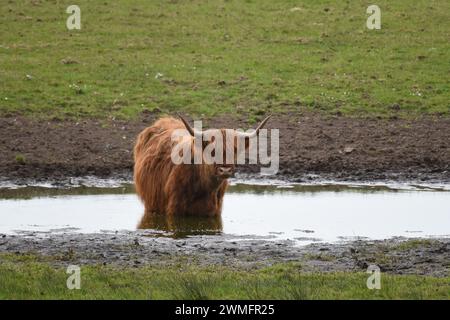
[0,254,448,300]
[171,273,216,300]
[394,239,435,251]
[0,0,449,120]
[15,154,26,164]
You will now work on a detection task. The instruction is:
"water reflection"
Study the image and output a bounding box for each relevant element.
[138,213,223,238]
[0,183,448,244]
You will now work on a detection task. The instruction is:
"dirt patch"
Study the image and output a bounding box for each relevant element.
[0,112,449,182]
[0,232,448,277]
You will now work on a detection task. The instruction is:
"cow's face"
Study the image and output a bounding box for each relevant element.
[187,128,236,180]
[179,115,271,180]
[209,129,236,179]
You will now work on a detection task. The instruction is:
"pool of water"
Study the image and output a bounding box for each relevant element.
[0,183,449,244]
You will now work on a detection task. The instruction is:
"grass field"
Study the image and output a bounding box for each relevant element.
[0,0,449,119]
[0,254,448,299]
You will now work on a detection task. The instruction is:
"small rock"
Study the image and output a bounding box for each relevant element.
[61,58,79,65]
[344,146,354,154]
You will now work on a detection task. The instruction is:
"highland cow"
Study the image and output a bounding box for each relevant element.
[133,115,270,224]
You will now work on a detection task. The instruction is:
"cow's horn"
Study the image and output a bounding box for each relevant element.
[238,115,271,138]
[177,113,201,137]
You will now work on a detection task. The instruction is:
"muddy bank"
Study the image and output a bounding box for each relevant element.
[0,232,448,277]
[0,112,449,183]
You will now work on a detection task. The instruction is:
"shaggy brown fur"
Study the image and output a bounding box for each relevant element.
[134,115,270,226]
[134,117,233,225]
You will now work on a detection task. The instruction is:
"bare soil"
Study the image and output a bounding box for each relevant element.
[0,111,449,183]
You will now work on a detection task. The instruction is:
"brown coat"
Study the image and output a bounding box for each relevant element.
[134,117,228,222]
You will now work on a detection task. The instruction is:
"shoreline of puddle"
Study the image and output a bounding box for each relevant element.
[0,175,448,276]
[1,173,450,192]
[0,176,448,244]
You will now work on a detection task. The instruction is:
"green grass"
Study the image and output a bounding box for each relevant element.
[0,254,448,299]
[0,0,449,120]
[14,153,26,164]
[393,239,435,251]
